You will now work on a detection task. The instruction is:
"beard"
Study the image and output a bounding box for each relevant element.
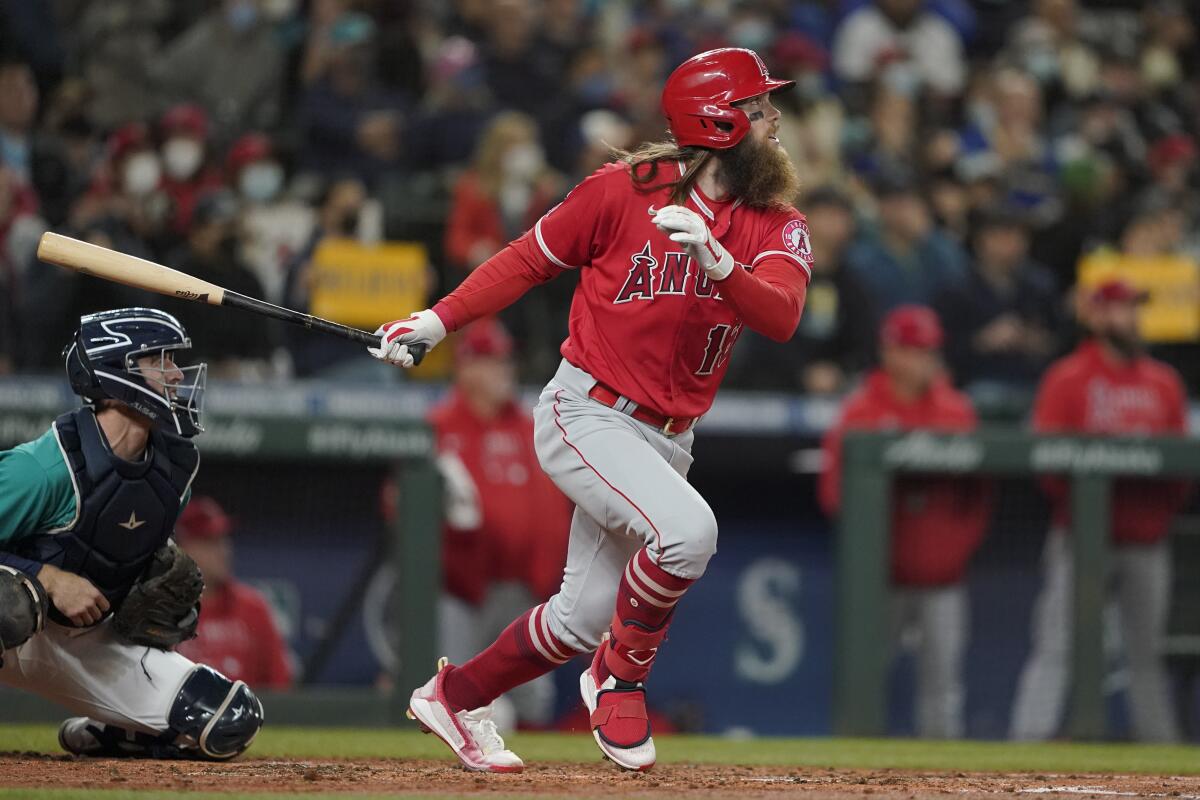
[714,133,801,209]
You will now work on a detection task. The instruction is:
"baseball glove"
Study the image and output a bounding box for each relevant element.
[112,542,204,649]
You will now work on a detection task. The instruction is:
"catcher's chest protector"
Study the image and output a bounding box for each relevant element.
[17,408,198,624]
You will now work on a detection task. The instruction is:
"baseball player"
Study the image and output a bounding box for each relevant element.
[369,48,812,772]
[0,308,264,759]
[1010,278,1189,742]
[819,305,992,738]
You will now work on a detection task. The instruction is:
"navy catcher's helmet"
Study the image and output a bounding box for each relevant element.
[64,308,207,437]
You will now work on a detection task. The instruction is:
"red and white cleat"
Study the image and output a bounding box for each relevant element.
[407,658,524,773]
[579,643,656,772]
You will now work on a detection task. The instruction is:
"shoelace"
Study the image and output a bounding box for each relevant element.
[460,710,507,755]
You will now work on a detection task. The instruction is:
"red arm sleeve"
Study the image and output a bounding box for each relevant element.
[432,165,613,332]
[718,258,808,342]
[433,235,564,332]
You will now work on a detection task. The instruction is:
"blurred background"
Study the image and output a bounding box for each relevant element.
[1,0,1199,742]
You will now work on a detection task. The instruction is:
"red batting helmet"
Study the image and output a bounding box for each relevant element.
[661,48,795,150]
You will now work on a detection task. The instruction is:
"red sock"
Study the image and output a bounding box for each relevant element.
[602,547,695,683]
[443,603,576,712]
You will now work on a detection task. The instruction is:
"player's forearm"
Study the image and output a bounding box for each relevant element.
[433,236,564,332]
[717,260,808,342]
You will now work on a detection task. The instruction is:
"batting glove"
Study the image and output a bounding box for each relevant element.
[651,205,734,281]
[368,309,447,368]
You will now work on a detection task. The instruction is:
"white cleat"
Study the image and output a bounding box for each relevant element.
[407,657,524,773]
[579,646,656,772]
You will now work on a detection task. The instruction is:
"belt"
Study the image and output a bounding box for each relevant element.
[587,382,696,436]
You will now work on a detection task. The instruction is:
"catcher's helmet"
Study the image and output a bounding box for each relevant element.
[64,308,207,437]
[661,48,795,150]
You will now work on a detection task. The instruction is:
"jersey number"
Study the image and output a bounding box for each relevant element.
[696,324,732,376]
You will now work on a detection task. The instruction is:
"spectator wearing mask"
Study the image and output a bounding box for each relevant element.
[847,169,968,313]
[176,496,293,691]
[280,176,372,377]
[443,112,565,378]
[227,132,316,304]
[445,112,562,272]
[158,104,223,239]
[820,305,992,738]
[936,206,1063,398]
[430,318,572,729]
[166,189,274,379]
[1011,279,1189,743]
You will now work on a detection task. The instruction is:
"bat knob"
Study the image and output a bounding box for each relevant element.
[408,343,427,366]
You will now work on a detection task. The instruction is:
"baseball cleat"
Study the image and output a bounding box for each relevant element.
[579,644,656,771]
[58,717,183,759]
[407,657,524,773]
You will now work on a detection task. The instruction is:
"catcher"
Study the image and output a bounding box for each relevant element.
[0,308,263,760]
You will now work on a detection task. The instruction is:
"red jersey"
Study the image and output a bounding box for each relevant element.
[433,161,812,418]
[1033,339,1191,544]
[430,389,572,605]
[176,581,292,690]
[819,370,993,586]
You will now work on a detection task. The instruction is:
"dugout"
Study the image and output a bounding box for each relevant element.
[834,430,1200,740]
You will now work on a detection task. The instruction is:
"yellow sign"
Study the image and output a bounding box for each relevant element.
[1078,252,1200,342]
[309,238,429,331]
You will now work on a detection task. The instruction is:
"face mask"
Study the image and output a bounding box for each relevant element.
[122,152,161,196]
[238,161,284,203]
[227,0,259,33]
[162,138,204,180]
[502,143,544,181]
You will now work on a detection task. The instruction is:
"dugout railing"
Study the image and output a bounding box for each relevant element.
[834,429,1200,739]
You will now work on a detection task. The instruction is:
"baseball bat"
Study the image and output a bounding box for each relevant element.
[36,231,426,364]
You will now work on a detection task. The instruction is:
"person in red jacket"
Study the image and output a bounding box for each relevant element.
[430,318,572,728]
[820,304,991,738]
[175,496,293,691]
[1010,278,1188,742]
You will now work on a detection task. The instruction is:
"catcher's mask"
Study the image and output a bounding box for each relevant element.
[64,308,207,437]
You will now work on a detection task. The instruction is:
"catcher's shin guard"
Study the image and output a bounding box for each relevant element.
[168,665,264,759]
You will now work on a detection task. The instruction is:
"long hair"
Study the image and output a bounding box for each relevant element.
[612,141,714,206]
[471,111,540,199]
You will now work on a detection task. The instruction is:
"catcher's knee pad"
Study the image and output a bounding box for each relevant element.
[0,566,48,660]
[169,666,264,759]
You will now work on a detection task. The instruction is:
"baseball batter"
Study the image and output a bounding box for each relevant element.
[1010,279,1189,742]
[0,308,264,759]
[369,48,812,772]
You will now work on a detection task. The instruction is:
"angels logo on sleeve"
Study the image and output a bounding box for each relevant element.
[783,219,813,261]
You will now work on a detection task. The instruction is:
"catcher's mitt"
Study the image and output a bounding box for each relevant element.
[112,542,204,649]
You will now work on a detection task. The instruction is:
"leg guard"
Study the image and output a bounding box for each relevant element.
[168,666,264,759]
[0,566,47,665]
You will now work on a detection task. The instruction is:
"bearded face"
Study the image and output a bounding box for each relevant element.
[714,129,801,209]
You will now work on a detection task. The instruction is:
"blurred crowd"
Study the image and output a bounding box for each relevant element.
[0,0,1197,407]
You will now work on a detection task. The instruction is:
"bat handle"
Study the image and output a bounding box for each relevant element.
[365,335,428,366]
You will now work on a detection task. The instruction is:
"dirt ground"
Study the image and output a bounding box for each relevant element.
[3,754,1200,799]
